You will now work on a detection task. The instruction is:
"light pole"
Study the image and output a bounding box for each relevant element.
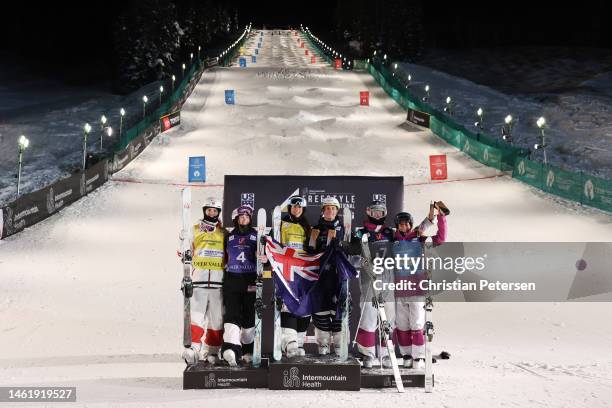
[198,45,201,61]
[444,96,453,115]
[535,117,547,164]
[182,63,186,78]
[142,95,148,119]
[502,115,513,142]
[423,85,430,102]
[83,123,91,170]
[159,85,164,106]
[100,115,107,148]
[190,52,193,64]
[172,75,176,93]
[17,135,29,197]
[119,108,125,138]
[103,127,113,150]
[475,108,484,130]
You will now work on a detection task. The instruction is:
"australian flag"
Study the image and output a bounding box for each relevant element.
[264,236,357,318]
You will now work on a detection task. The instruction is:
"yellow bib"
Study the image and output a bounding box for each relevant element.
[281,221,306,253]
[192,224,225,270]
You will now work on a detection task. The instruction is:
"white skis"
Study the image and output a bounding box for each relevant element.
[424,296,434,392]
[180,188,194,351]
[252,208,267,367]
[338,206,352,361]
[272,205,283,361]
[360,233,405,393]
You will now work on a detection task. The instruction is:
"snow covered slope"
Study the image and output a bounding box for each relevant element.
[1,30,611,407]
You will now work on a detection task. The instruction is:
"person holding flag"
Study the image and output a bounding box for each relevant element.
[278,195,312,358]
[264,197,357,359]
[308,197,346,356]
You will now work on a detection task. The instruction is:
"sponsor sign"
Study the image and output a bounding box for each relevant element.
[161,111,180,132]
[429,155,448,181]
[189,156,206,183]
[407,108,431,128]
[360,91,369,106]
[225,90,235,105]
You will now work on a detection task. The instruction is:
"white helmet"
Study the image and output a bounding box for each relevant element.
[321,196,340,210]
[202,197,222,212]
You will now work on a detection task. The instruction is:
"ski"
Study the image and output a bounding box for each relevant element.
[252,208,267,368]
[272,205,283,361]
[338,206,352,361]
[360,233,405,393]
[424,296,434,392]
[179,188,194,351]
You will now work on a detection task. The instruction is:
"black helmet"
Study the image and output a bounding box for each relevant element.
[394,212,413,227]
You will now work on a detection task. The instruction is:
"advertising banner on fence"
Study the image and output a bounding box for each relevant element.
[407,108,431,128]
[204,57,219,68]
[0,160,108,239]
[161,111,180,132]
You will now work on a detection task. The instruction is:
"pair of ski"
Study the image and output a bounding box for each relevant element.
[359,235,435,393]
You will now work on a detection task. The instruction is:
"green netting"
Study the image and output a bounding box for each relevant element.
[512,157,544,189]
[462,137,503,169]
[512,158,612,212]
[114,30,249,151]
[542,164,583,201]
[353,60,367,70]
[430,116,465,148]
[582,175,612,212]
[115,62,199,150]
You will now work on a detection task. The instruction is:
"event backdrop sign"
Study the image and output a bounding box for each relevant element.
[222,175,404,227]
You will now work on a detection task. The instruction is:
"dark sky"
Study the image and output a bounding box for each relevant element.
[1,1,608,79]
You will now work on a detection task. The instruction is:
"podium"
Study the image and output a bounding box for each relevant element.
[183,355,432,391]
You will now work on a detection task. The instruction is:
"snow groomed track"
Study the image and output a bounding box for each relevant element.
[1,29,612,407]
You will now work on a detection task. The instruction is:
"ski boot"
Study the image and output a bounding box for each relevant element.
[222,349,238,367]
[402,354,413,368]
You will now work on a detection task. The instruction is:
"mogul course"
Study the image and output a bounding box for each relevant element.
[374,279,537,292]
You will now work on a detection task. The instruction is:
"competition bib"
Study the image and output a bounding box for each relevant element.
[192,225,225,270]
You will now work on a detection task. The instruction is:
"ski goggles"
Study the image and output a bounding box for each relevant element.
[289,196,307,207]
[368,204,387,214]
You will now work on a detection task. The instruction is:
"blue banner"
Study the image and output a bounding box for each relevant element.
[188,156,206,183]
[225,90,235,105]
[239,57,246,68]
